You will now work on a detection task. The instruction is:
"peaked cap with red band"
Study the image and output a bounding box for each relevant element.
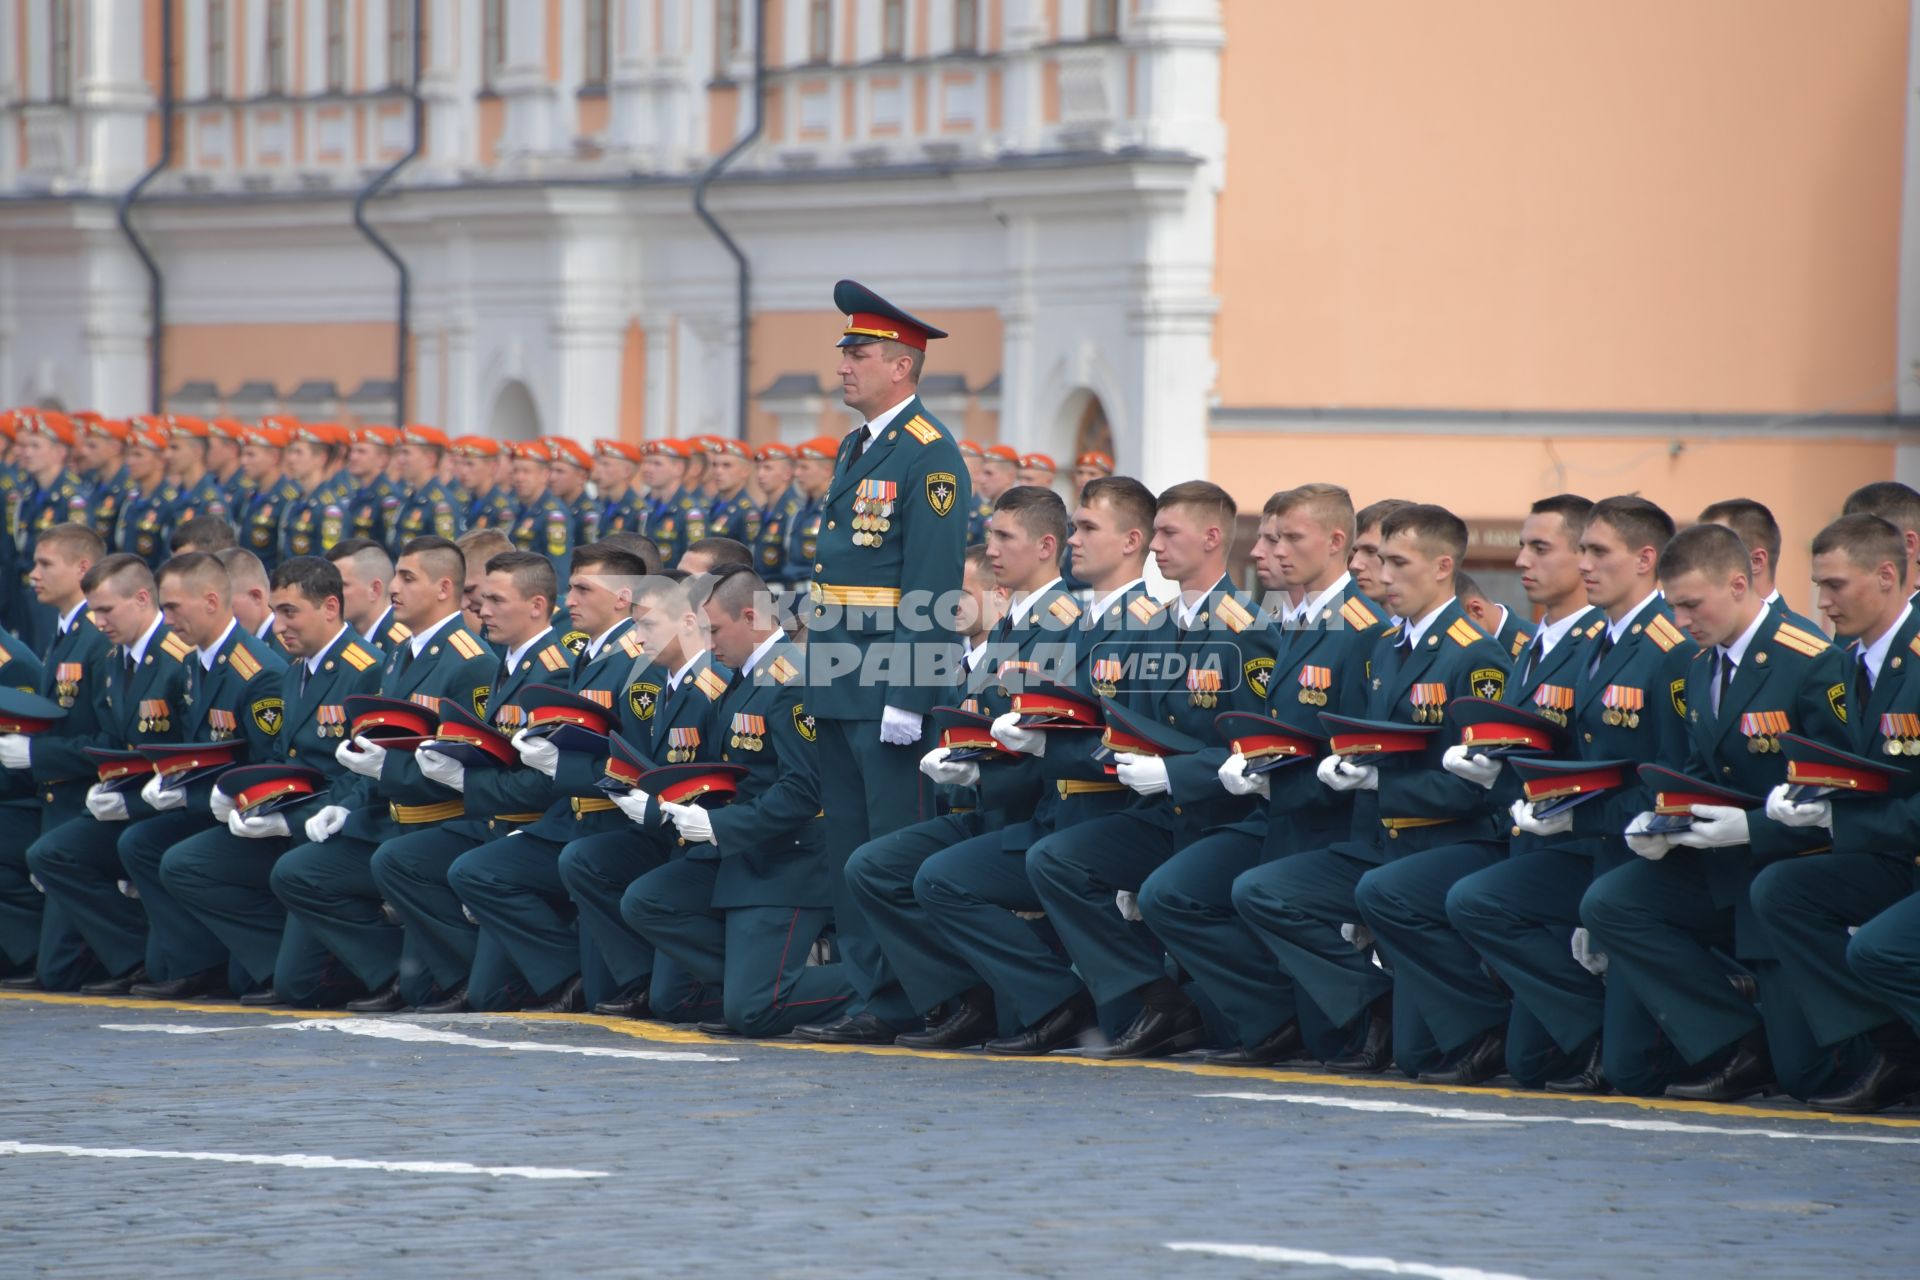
[834,279,949,351]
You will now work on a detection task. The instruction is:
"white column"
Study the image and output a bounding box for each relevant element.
[72,0,154,190]
[1000,0,1046,154]
[0,0,22,184]
[496,0,556,163]
[78,213,154,414]
[605,0,654,160]
[417,0,474,175]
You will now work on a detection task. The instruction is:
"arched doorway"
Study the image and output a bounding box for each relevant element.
[485,380,541,444]
[1052,387,1115,481]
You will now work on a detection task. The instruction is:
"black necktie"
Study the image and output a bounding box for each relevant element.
[1855,648,1873,714]
[1715,651,1735,715]
[1587,629,1615,678]
[298,662,312,698]
[846,425,869,462]
[1521,634,1544,686]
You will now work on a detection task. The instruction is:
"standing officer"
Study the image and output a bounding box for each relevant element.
[592,440,647,534]
[958,441,993,542]
[344,425,402,545]
[10,412,93,651]
[53,552,286,999]
[279,422,350,564]
[234,424,304,574]
[1072,450,1115,494]
[77,416,133,549]
[207,419,252,512]
[385,425,462,555]
[640,440,707,568]
[1581,522,1851,1102]
[506,441,578,583]
[701,438,761,545]
[752,443,803,583]
[541,437,601,550]
[116,421,177,569]
[160,417,231,545]
[781,437,836,589]
[453,437,516,531]
[159,555,384,1006]
[798,280,970,1040]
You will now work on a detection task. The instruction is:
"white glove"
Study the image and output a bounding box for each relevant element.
[1340,922,1375,951]
[1511,796,1571,837]
[227,808,291,839]
[511,729,560,778]
[1442,744,1502,790]
[140,773,187,811]
[918,746,980,788]
[1218,752,1270,798]
[1570,927,1609,977]
[1114,751,1170,796]
[1317,756,1378,792]
[879,705,925,747]
[209,787,235,824]
[305,804,350,843]
[990,710,1046,757]
[1115,890,1144,922]
[85,783,129,822]
[1765,783,1833,831]
[613,788,654,826]
[1624,810,1672,861]
[662,800,715,845]
[415,746,466,794]
[0,734,30,769]
[337,733,387,778]
[1673,804,1751,849]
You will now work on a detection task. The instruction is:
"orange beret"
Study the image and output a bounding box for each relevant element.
[754,442,795,462]
[983,444,1019,464]
[131,422,170,452]
[402,424,451,450]
[24,411,76,446]
[0,411,19,440]
[291,421,343,448]
[643,438,693,459]
[796,436,841,461]
[703,436,752,460]
[248,423,291,449]
[511,440,555,463]
[209,417,251,443]
[355,425,401,448]
[1019,452,1057,474]
[1075,450,1115,474]
[84,416,131,443]
[958,439,986,459]
[594,438,643,463]
[165,415,210,440]
[452,435,501,459]
[546,437,593,470]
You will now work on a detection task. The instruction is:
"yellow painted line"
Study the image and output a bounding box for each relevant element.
[12,990,1920,1131]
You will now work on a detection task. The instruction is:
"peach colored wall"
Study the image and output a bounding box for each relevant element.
[166,320,395,411]
[1209,429,1899,615]
[707,83,739,155]
[476,95,504,165]
[619,320,646,442]
[577,93,609,139]
[1213,0,1910,415]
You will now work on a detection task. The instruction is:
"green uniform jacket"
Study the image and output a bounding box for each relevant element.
[239,477,305,572]
[386,479,462,555]
[0,626,44,691]
[16,611,109,819]
[755,486,803,582]
[1828,604,1920,859]
[454,628,581,835]
[176,624,288,810]
[96,621,196,822]
[1152,576,1285,829]
[277,626,387,831]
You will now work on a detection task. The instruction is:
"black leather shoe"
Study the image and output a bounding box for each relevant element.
[238,987,286,1007]
[1544,1039,1610,1094]
[1326,994,1393,1074]
[129,967,227,1001]
[344,980,407,1014]
[896,991,996,1050]
[414,985,471,1015]
[984,992,1099,1057]
[0,971,42,991]
[695,1020,741,1037]
[1417,1027,1508,1087]
[1203,1021,1307,1067]
[525,975,584,1013]
[592,988,651,1019]
[1666,1033,1774,1103]
[79,965,148,997]
[1808,1051,1920,1114]
[793,1011,902,1044]
[1092,1002,1208,1060]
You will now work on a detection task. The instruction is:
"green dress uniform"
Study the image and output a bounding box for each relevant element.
[804,385,970,1028]
[348,473,400,545]
[704,488,760,545]
[1139,579,1391,1057]
[370,628,578,1009]
[1491,604,1533,660]
[1754,604,1920,1071]
[566,489,602,548]
[620,639,858,1036]
[467,484,517,532]
[1235,597,1511,1077]
[558,649,733,1020]
[21,620,194,982]
[642,486,707,569]
[163,472,230,541]
[385,478,461,555]
[510,488,577,586]
[1447,598,1697,1094]
[755,485,804,583]
[268,615,494,1005]
[56,625,286,984]
[115,481,178,568]
[159,627,384,999]
[358,605,414,657]
[1580,612,1852,1099]
[783,493,824,588]
[0,626,44,695]
[90,467,133,551]
[964,492,994,546]
[238,476,305,573]
[0,605,108,983]
[596,485,646,536]
[13,468,92,651]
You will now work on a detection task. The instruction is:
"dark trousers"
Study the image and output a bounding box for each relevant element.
[1353,842,1511,1056]
[25,816,150,979]
[817,718,928,1024]
[845,813,987,1015]
[1848,890,1920,1041]
[116,812,231,982]
[1753,854,1917,1047]
[162,826,339,998]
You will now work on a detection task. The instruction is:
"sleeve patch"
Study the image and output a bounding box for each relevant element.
[251,698,284,736]
[1244,656,1275,700]
[1470,668,1506,699]
[1670,678,1687,718]
[793,704,819,741]
[1828,683,1848,725]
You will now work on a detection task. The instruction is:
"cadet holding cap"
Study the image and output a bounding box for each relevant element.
[386,425,462,554]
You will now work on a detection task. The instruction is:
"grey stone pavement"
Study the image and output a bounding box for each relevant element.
[3,994,1918,1280]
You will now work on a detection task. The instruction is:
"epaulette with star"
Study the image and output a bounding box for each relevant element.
[537,644,569,672]
[903,416,941,445]
[1645,615,1685,652]
[1772,621,1830,658]
[1340,596,1379,630]
[1446,618,1484,648]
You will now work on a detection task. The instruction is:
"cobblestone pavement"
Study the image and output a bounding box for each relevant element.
[3,993,1918,1279]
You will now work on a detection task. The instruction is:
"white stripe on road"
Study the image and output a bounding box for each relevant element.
[0,1139,607,1181]
[1166,1242,1543,1279]
[101,1019,738,1062]
[1201,1091,1920,1145]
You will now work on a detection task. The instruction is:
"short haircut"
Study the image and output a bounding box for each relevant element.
[683,536,753,568]
[593,532,664,574]
[457,527,514,565]
[399,535,465,587]
[1812,513,1909,587]
[216,547,269,595]
[571,544,650,580]
[1657,522,1751,585]
[1080,475,1156,536]
[1156,480,1237,549]
[38,522,106,564]
[81,552,155,598]
[1586,495,1676,556]
[169,513,238,553]
[963,542,994,580]
[156,550,232,604]
[1264,483,1356,542]
[993,484,1072,549]
[271,555,345,608]
[1529,493,1595,540]
[1355,498,1414,535]
[325,537,393,582]
[1842,481,1920,540]
[1379,503,1469,563]
[483,549,558,605]
[881,339,926,383]
[705,562,770,617]
[1698,498,1781,571]
[1454,570,1488,604]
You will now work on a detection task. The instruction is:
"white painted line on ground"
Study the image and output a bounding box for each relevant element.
[100,1019,738,1062]
[0,1139,608,1181]
[1201,1091,1920,1146]
[1166,1242,1543,1279]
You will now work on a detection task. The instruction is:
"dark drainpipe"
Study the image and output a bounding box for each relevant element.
[692,0,768,439]
[352,0,426,422]
[115,0,176,412]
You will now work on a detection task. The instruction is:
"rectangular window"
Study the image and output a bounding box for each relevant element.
[265,0,288,94]
[953,0,978,53]
[808,0,832,64]
[48,0,73,102]
[714,0,739,76]
[881,0,905,59]
[325,0,347,92]
[207,0,228,98]
[583,0,610,86]
[389,0,415,87]
[483,0,507,88]
[1088,0,1119,39]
